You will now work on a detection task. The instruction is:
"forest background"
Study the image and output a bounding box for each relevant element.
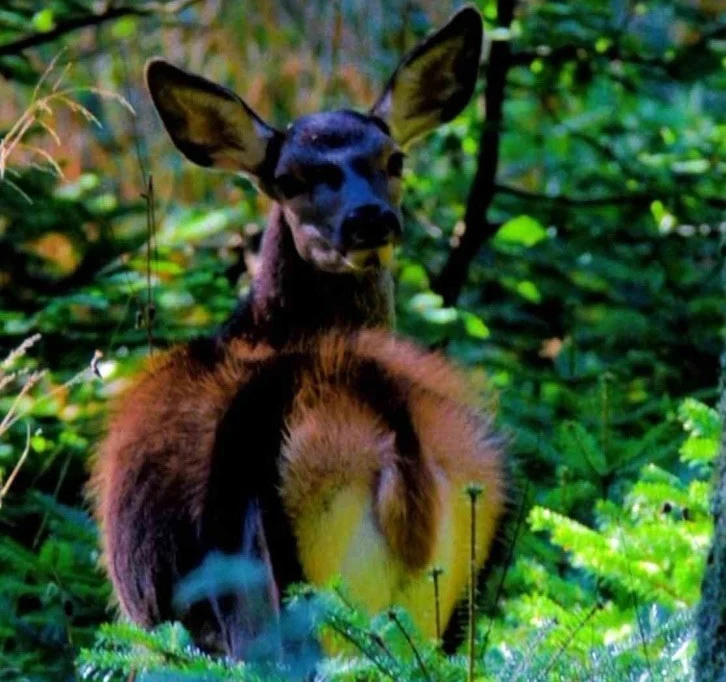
[0,1,723,680]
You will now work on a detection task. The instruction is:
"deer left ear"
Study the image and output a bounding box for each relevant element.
[371,5,483,148]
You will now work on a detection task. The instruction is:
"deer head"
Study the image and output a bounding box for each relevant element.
[145,6,483,276]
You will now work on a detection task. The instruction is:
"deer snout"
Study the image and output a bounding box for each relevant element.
[339,204,402,252]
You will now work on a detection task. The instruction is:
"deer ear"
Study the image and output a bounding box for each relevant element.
[145,59,282,177]
[371,5,483,148]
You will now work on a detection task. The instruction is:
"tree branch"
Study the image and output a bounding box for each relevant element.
[0,8,139,57]
[0,0,200,58]
[510,25,726,80]
[495,184,652,208]
[433,0,517,307]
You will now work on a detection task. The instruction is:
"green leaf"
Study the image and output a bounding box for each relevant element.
[461,311,490,339]
[111,17,138,39]
[398,262,429,289]
[678,399,721,467]
[516,280,542,302]
[671,158,710,174]
[679,399,721,439]
[32,9,54,32]
[422,307,457,324]
[681,437,718,466]
[495,215,547,247]
[408,292,443,312]
[559,421,608,476]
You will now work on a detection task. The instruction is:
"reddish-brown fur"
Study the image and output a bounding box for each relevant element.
[91,344,270,627]
[90,330,506,650]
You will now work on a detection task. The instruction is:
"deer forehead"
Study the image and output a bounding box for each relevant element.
[276,110,395,171]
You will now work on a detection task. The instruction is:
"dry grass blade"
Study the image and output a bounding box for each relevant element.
[32,50,65,101]
[0,370,46,436]
[1,334,41,370]
[0,54,135,195]
[0,337,44,510]
[17,143,64,178]
[0,338,101,517]
[33,118,61,146]
[0,422,32,509]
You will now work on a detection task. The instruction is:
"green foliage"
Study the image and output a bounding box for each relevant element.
[79,622,271,681]
[77,401,719,681]
[0,0,722,680]
[481,397,719,681]
[0,492,110,681]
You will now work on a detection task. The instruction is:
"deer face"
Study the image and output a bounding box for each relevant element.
[269,110,403,272]
[146,6,482,274]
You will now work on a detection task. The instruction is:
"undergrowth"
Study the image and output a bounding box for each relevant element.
[76,397,719,681]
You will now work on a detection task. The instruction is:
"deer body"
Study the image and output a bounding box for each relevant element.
[94,331,505,653]
[91,5,507,667]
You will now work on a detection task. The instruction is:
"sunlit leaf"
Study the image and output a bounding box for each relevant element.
[495,215,548,247]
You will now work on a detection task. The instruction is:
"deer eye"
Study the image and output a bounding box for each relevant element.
[307,163,343,190]
[387,152,405,178]
[276,173,307,199]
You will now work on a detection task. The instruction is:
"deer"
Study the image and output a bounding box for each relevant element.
[91,4,507,671]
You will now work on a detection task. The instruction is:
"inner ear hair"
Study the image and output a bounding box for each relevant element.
[145,59,282,175]
[370,5,483,148]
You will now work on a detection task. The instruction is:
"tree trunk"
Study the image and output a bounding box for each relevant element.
[695,374,726,682]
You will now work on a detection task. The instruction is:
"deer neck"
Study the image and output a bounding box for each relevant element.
[224,204,395,346]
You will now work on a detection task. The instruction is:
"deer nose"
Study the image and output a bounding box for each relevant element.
[340,204,402,251]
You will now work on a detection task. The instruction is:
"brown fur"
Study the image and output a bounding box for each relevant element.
[221,205,395,347]
[90,342,272,626]
[279,331,505,633]
[91,330,505,646]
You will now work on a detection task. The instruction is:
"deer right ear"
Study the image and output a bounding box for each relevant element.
[145,59,282,178]
[371,5,483,148]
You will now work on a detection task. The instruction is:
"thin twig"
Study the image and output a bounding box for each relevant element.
[33,451,73,548]
[142,175,157,354]
[618,520,654,680]
[466,483,484,682]
[495,183,651,208]
[368,631,399,668]
[110,45,149,338]
[325,617,398,681]
[508,617,557,681]
[388,610,432,682]
[537,601,601,681]
[330,588,402,677]
[429,566,444,644]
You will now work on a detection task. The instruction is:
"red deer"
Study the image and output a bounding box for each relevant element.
[91,4,507,670]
